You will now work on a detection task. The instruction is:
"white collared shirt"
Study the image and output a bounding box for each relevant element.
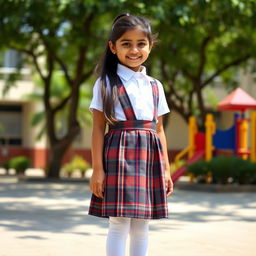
[89,64,170,121]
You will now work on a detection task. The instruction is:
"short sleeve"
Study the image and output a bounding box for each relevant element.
[89,78,103,112]
[156,80,170,117]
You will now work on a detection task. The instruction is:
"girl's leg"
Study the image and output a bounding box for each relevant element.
[106,217,131,256]
[129,218,149,256]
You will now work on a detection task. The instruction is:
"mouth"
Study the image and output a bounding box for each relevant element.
[126,56,142,60]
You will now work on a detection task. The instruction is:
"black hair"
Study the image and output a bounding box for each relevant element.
[95,13,155,124]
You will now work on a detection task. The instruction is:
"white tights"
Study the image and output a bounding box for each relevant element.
[106,217,149,256]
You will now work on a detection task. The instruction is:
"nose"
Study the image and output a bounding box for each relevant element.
[130,46,139,54]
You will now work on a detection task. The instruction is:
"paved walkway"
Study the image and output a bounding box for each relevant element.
[0,176,255,256]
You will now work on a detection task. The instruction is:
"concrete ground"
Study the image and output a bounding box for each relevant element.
[0,175,255,256]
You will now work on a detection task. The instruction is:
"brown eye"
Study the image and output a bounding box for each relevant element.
[138,42,146,47]
[122,43,130,47]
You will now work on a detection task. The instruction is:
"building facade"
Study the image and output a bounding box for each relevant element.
[0,50,256,168]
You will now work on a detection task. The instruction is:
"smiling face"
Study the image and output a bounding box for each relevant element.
[109,27,153,72]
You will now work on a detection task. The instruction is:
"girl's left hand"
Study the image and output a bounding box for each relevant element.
[165,171,173,197]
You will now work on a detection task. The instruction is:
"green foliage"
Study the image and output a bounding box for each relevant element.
[23,71,92,141]
[0,159,10,170]
[232,158,256,184]
[62,155,90,177]
[187,156,256,184]
[208,156,236,184]
[1,0,256,175]
[204,87,220,108]
[0,0,126,177]
[187,160,209,176]
[0,0,126,72]
[187,160,210,183]
[8,156,30,175]
[149,0,256,124]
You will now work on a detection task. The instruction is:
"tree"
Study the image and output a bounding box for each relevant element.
[0,0,155,177]
[24,71,92,141]
[1,0,255,177]
[0,0,115,177]
[150,0,256,127]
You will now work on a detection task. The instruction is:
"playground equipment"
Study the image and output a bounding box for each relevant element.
[172,114,215,183]
[174,116,197,170]
[236,116,249,159]
[171,111,256,183]
[205,114,216,161]
[217,87,256,161]
[172,116,203,183]
[251,111,256,162]
[171,87,256,183]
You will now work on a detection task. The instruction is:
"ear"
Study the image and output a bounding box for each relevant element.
[108,41,116,54]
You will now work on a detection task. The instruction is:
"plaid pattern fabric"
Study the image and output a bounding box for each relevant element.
[109,120,156,131]
[116,83,136,120]
[151,80,159,121]
[89,78,168,219]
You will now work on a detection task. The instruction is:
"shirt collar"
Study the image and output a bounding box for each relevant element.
[117,63,147,82]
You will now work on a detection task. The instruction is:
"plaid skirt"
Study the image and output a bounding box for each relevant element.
[88,120,168,219]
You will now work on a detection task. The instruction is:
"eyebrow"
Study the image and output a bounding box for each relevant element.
[120,39,147,42]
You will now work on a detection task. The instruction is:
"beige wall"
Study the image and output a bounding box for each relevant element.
[72,124,92,149]
[240,69,256,96]
[0,80,34,101]
[165,111,188,150]
[1,67,255,151]
[0,79,47,148]
[77,111,189,151]
[22,101,47,148]
[77,110,189,150]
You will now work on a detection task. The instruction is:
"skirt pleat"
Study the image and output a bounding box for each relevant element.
[89,128,168,219]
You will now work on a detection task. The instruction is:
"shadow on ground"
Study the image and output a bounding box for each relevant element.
[0,176,255,234]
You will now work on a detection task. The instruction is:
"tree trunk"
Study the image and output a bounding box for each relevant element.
[43,63,81,178]
[47,145,64,178]
[47,124,80,178]
[194,81,206,129]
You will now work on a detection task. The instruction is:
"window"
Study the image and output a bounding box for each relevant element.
[0,105,23,146]
[0,49,23,68]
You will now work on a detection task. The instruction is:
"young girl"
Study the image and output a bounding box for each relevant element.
[89,13,173,256]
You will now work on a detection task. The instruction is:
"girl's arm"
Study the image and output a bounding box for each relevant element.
[90,109,107,199]
[156,116,173,197]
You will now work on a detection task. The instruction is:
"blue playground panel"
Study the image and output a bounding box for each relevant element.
[213,124,236,150]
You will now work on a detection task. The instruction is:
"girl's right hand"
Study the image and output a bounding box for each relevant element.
[90,170,105,199]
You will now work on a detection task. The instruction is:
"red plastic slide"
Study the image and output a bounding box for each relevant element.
[171,150,205,183]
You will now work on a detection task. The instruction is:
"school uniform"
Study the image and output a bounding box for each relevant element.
[89,64,170,219]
